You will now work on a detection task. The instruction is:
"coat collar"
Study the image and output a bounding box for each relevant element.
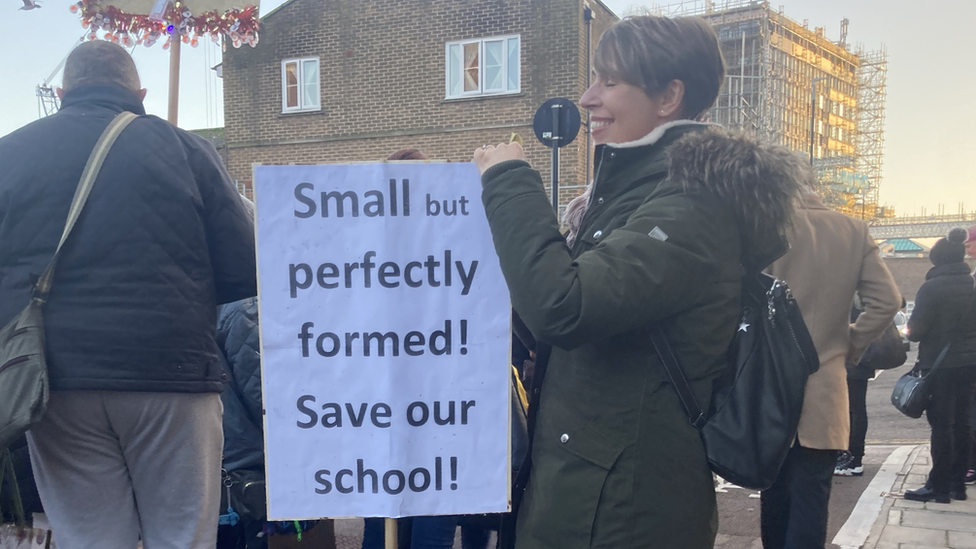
[605,120,715,149]
[798,192,830,211]
[60,84,147,116]
[926,262,974,280]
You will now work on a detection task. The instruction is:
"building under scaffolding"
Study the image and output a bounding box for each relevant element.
[643,0,889,218]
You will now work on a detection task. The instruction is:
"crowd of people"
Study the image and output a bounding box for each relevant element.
[0,11,973,549]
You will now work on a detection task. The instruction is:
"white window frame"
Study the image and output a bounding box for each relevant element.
[445,35,521,99]
[281,57,321,113]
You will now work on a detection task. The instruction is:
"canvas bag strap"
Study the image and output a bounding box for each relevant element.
[646,327,707,429]
[34,111,138,300]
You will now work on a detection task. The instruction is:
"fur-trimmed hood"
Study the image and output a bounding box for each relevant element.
[667,127,810,272]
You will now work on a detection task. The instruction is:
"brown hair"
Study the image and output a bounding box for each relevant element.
[387,148,428,161]
[62,41,141,92]
[594,16,725,119]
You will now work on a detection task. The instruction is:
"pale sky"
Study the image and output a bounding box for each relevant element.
[1,0,972,217]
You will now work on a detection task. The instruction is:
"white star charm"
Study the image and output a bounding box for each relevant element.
[738,321,750,333]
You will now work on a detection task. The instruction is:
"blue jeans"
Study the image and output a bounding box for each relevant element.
[361,516,458,549]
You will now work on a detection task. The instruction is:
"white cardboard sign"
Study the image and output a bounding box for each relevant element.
[254,163,511,520]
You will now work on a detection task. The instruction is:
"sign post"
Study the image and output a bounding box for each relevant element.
[533,98,582,214]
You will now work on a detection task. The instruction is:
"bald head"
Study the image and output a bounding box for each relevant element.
[61,41,141,94]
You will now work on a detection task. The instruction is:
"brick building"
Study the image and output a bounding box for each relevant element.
[221,0,616,206]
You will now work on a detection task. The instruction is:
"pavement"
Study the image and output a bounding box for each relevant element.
[860,444,976,549]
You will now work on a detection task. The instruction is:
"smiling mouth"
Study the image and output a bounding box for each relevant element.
[590,120,612,132]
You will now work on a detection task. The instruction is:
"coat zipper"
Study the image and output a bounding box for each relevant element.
[577,147,609,241]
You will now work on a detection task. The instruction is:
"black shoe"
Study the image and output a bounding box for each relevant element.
[834,452,859,476]
[966,469,976,484]
[836,456,864,476]
[905,486,951,503]
[952,490,967,501]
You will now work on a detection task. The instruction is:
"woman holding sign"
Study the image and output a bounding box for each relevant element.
[473,15,808,549]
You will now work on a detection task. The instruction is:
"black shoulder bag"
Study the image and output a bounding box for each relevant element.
[648,272,820,490]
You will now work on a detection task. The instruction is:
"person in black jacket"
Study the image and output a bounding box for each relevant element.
[905,228,976,503]
[0,41,256,547]
[216,297,266,549]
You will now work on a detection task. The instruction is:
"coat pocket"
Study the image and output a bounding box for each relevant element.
[517,398,625,549]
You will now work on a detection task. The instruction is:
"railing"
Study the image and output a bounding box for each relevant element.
[869,217,976,240]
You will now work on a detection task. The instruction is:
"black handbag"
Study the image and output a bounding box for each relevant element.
[859,321,908,371]
[649,272,820,490]
[0,112,137,449]
[890,344,950,419]
[224,467,267,522]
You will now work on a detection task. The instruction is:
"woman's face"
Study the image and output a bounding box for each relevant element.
[580,73,671,145]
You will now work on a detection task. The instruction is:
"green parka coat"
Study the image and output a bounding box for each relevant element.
[480,123,803,549]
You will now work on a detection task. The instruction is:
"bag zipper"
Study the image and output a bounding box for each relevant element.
[0,355,30,375]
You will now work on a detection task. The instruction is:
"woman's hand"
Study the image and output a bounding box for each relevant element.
[473,142,525,175]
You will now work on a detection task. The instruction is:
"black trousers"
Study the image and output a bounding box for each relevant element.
[847,378,869,460]
[760,444,837,549]
[926,367,976,493]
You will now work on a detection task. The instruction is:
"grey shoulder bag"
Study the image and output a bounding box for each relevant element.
[0,111,137,448]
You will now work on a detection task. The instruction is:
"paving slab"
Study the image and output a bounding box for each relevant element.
[877,524,948,546]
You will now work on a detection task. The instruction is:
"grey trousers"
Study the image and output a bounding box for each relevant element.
[27,391,223,549]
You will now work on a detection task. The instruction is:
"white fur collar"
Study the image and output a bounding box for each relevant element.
[606,120,715,149]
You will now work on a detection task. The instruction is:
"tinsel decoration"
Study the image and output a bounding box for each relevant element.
[71,1,259,49]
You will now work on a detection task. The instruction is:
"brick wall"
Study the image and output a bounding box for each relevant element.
[223,0,620,206]
[883,257,976,303]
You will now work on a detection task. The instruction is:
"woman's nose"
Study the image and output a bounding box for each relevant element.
[580,83,599,109]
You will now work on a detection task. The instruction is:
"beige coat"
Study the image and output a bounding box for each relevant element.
[767,194,901,450]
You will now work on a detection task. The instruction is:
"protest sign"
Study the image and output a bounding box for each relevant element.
[254,162,511,520]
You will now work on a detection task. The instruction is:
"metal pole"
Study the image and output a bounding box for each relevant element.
[584,6,593,186]
[168,31,182,125]
[809,79,816,165]
[809,77,826,165]
[551,104,562,213]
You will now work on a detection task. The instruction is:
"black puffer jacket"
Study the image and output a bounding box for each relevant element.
[0,84,256,393]
[217,298,264,472]
[907,263,976,370]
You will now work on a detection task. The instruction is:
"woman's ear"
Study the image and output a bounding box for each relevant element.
[658,80,686,118]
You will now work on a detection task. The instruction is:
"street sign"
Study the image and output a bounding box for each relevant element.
[532,98,581,149]
[532,98,582,213]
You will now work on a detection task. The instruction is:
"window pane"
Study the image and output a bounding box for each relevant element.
[507,38,520,91]
[285,62,299,108]
[303,60,320,108]
[449,44,462,96]
[463,43,479,92]
[484,40,503,91]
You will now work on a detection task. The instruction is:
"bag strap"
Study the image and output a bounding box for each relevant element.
[0,448,26,527]
[34,111,138,301]
[647,327,707,429]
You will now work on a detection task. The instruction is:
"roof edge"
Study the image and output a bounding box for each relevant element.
[261,0,298,21]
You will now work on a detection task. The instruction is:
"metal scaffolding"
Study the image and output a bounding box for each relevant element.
[36,85,59,118]
[635,0,888,219]
[855,47,888,215]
